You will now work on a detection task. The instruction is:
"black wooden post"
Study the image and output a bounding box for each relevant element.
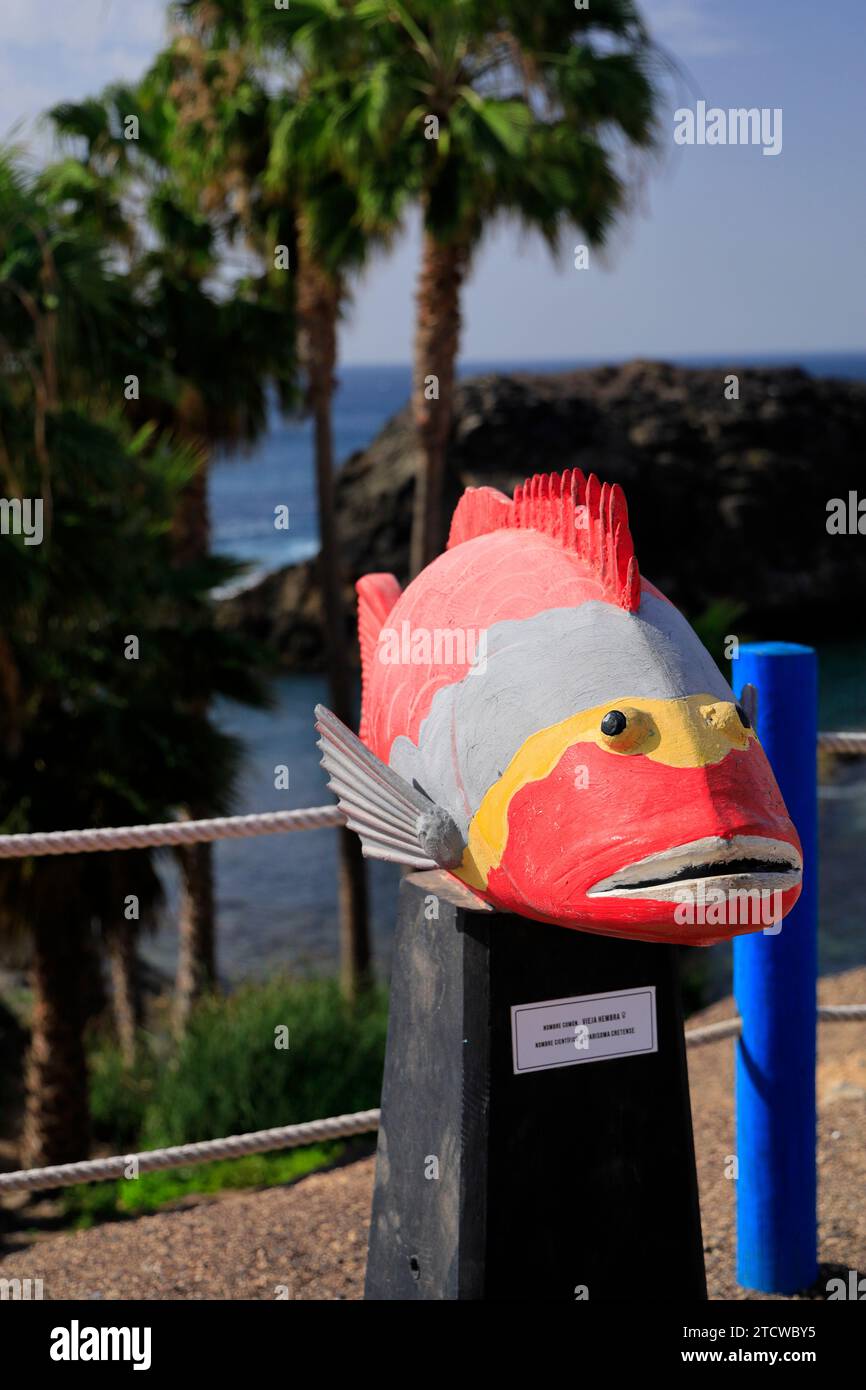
[365,874,706,1301]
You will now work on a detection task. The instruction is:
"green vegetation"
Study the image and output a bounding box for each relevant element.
[248,0,665,572]
[64,1146,347,1225]
[0,143,277,1165]
[691,600,748,674]
[64,977,388,1224]
[47,70,299,1029]
[1,0,668,1192]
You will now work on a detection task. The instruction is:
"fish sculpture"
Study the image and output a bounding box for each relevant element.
[315,470,803,945]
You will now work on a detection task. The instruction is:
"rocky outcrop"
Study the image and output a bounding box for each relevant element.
[218,360,866,667]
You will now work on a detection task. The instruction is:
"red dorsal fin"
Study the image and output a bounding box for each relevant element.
[446,470,641,612]
[357,572,403,744]
[447,485,513,549]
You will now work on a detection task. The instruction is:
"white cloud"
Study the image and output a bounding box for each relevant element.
[0,0,168,154]
[0,56,58,150]
[642,0,744,59]
[1,0,166,50]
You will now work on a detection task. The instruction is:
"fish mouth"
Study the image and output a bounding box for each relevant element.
[587,835,803,900]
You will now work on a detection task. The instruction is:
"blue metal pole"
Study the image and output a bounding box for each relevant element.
[732,642,818,1293]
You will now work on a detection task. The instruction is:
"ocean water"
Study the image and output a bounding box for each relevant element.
[209,353,866,577]
[143,353,866,992]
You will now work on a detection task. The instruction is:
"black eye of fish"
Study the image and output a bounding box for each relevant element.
[601,710,628,737]
[735,703,750,729]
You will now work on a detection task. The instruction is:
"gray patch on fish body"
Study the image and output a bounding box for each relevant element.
[388,593,733,836]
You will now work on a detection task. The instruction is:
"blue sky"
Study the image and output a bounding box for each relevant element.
[1,0,864,364]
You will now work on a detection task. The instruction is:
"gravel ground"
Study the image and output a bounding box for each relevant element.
[0,1160,374,1301]
[1,967,863,1301]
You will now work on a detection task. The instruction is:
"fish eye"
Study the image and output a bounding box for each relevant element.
[600,710,628,737]
[735,703,750,729]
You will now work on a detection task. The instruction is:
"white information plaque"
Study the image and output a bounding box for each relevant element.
[511,985,658,1075]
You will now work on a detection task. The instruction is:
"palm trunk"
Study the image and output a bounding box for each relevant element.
[298,236,371,1000]
[410,232,467,576]
[172,462,218,1031]
[171,456,211,568]
[0,632,22,757]
[22,911,90,1169]
[175,816,217,1033]
[106,920,141,1067]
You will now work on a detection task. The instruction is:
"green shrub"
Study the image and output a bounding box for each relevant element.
[141,977,388,1148]
[88,1036,158,1150]
[67,977,388,1221]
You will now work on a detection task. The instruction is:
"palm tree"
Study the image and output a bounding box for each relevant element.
[163,0,402,997]
[0,147,273,1165]
[268,118,402,996]
[342,0,663,572]
[133,183,294,1025]
[0,418,268,1164]
[46,85,295,1027]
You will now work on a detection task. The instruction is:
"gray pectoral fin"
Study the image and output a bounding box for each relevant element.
[314,705,466,870]
[741,682,758,730]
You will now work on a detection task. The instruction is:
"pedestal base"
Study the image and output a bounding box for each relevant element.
[365,876,706,1301]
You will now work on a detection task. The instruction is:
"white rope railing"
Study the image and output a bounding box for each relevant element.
[683,1004,866,1047]
[818,732,866,755]
[681,1017,742,1047]
[0,1109,381,1195]
[815,1003,866,1021]
[0,731,861,861]
[1,1008,863,1197]
[0,806,345,859]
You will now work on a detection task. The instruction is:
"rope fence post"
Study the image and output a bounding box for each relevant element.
[732,642,818,1294]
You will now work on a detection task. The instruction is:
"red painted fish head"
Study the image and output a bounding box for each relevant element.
[456,691,803,945]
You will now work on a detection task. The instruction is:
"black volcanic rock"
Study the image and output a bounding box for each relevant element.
[218,360,866,667]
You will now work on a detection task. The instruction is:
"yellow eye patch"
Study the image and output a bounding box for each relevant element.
[455,693,755,890]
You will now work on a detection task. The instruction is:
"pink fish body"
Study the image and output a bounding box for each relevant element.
[316,470,802,946]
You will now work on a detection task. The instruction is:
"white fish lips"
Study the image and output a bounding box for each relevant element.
[587,834,803,900]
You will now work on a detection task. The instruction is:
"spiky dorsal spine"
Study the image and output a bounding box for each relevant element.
[446,470,641,612]
[356,572,403,745]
